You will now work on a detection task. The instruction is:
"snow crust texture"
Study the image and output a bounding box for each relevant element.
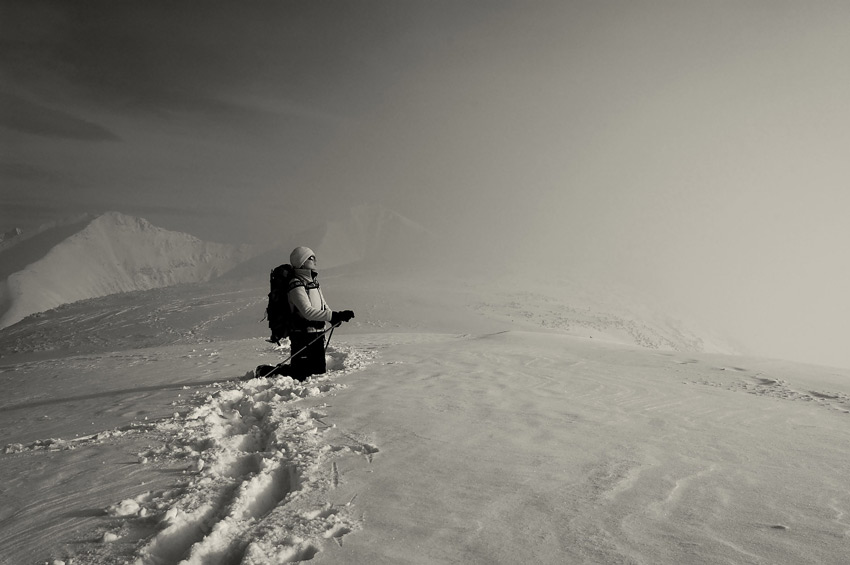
[0,212,256,329]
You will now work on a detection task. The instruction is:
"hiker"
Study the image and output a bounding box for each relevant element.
[287,246,354,379]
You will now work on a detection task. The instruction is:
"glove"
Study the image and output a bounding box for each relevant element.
[330,310,355,325]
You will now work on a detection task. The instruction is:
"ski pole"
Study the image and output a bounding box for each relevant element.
[324,324,337,351]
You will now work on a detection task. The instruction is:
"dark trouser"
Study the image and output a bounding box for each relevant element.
[289,331,326,380]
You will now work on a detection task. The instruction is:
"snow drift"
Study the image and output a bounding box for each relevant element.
[0,212,258,329]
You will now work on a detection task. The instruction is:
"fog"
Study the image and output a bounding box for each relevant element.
[3,1,850,368]
[285,3,850,368]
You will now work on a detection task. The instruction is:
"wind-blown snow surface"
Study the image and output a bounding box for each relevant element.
[0,212,258,330]
[1,271,849,564]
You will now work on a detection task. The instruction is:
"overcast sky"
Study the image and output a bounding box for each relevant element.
[2,1,850,368]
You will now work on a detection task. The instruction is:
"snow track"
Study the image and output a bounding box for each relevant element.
[4,343,376,564]
[132,345,375,564]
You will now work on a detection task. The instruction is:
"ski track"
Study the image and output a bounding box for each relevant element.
[5,343,377,564]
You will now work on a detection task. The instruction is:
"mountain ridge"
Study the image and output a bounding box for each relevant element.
[294,203,441,270]
[0,206,736,356]
[223,204,442,280]
[0,212,259,329]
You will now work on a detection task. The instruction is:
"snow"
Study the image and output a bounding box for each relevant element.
[0,214,849,563]
[0,212,259,330]
[1,267,849,565]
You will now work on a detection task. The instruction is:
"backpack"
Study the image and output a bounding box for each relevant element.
[266,264,295,344]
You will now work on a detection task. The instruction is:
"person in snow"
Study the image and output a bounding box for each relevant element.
[287,246,355,379]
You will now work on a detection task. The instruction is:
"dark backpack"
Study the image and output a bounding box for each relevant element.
[266,264,295,344]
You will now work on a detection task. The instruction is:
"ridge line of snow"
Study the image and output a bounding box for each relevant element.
[0,212,260,329]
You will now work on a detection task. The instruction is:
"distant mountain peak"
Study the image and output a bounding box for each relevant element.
[0,213,259,329]
[296,204,439,270]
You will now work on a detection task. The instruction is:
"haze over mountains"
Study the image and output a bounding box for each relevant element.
[298,204,439,270]
[0,206,736,357]
[0,205,439,331]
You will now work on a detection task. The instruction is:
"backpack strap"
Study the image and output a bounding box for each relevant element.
[287,274,325,332]
[289,274,319,292]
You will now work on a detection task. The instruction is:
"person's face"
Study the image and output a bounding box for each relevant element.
[303,255,317,270]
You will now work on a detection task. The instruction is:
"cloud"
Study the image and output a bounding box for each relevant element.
[1,1,506,123]
[0,92,120,141]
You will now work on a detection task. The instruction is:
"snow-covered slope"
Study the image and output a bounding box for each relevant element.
[0,212,258,329]
[0,215,95,280]
[0,273,848,564]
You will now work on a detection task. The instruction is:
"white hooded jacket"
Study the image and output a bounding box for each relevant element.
[287,268,332,332]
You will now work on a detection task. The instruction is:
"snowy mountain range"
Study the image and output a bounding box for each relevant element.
[0,204,441,332]
[0,206,737,355]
